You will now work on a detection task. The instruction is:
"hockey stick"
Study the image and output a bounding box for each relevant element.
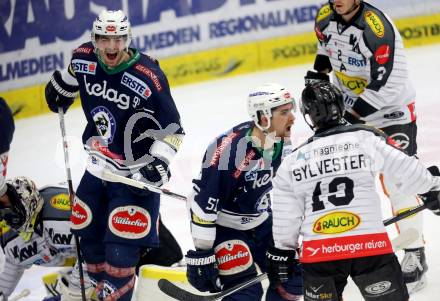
[383,203,427,226]
[101,169,187,201]
[158,273,268,301]
[158,226,419,301]
[58,108,87,301]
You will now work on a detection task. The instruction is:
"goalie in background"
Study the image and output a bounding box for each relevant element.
[267,81,440,301]
[0,177,183,301]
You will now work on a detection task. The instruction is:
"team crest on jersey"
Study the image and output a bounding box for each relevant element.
[91,106,116,143]
[121,72,152,100]
[255,192,271,213]
[364,11,384,38]
[70,197,92,229]
[109,206,151,239]
[215,240,253,276]
[313,211,360,234]
[71,59,97,75]
[49,193,71,211]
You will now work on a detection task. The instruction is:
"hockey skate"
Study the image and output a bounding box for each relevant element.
[401,247,428,294]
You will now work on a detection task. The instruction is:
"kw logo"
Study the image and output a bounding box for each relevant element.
[12,241,38,261]
[48,228,73,245]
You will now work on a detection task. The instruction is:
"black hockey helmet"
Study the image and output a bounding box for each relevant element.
[300,81,345,129]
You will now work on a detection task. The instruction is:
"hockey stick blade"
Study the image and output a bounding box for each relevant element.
[101,169,187,201]
[158,273,267,301]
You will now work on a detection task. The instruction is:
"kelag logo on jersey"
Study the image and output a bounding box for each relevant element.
[71,59,97,75]
[313,211,360,234]
[91,106,116,143]
[121,72,152,100]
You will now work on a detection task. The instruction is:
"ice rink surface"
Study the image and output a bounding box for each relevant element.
[7,43,440,300]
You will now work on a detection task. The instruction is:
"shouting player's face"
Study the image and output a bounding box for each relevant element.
[269,103,296,138]
[95,35,128,67]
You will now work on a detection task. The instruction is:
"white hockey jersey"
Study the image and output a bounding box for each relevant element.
[272,125,440,263]
[315,3,416,128]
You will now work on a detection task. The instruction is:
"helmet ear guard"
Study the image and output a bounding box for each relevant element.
[247,83,296,131]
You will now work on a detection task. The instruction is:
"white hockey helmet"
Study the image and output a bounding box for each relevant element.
[3,177,43,239]
[247,83,295,131]
[92,10,132,48]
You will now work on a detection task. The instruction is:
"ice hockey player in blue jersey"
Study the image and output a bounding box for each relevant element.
[186,83,302,300]
[0,97,15,206]
[44,10,184,301]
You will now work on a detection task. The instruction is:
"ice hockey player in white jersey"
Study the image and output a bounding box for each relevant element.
[186,83,302,300]
[307,0,426,292]
[266,81,440,301]
[0,177,183,301]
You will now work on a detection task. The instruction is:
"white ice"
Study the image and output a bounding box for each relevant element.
[7,43,440,300]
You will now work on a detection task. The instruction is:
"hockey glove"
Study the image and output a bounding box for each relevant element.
[138,157,170,188]
[185,249,222,293]
[266,246,298,288]
[419,166,440,215]
[45,70,78,113]
[304,70,329,86]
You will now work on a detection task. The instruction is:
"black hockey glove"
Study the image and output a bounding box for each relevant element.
[266,246,299,288]
[419,166,440,215]
[45,70,78,113]
[186,249,222,293]
[304,70,329,86]
[139,157,170,188]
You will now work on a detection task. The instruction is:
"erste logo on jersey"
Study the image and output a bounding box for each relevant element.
[49,193,71,211]
[215,240,253,276]
[70,197,92,229]
[109,206,151,239]
[313,211,360,234]
[364,11,384,38]
[71,59,97,75]
[121,72,152,100]
[91,106,116,143]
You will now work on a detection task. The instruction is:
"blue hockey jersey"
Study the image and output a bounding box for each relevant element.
[189,121,293,245]
[66,42,183,177]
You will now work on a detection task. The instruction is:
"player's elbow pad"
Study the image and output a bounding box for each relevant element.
[45,70,79,113]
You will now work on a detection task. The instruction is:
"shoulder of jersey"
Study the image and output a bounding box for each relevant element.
[315,4,334,28]
[130,54,166,93]
[71,42,95,58]
[359,3,391,39]
[40,186,72,217]
[324,124,387,138]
